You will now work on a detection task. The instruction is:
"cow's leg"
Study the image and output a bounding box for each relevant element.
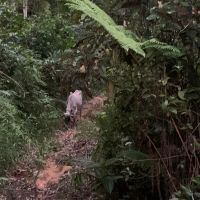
[73,119,76,128]
[74,107,77,115]
[69,115,76,128]
[68,115,73,129]
[74,116,77,126]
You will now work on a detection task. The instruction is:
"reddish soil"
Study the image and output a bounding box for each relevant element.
[35,159,72,190]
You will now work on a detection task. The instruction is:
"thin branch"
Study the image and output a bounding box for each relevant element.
[0,70,25,92]
[171,118,191,161]
[145,134,177,192]
[191,122,200,135]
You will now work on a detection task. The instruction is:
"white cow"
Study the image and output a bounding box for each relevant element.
[64,90,83,125]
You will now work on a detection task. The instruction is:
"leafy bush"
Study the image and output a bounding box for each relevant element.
[170,176,200,200]
[20,14,74,59]
[66,0,200,199]
[0,94,26,175]
[0,2,72,175]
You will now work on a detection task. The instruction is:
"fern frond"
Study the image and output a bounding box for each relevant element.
[141,39,181,57]
[66,0,145,57]
[66,0,182,58]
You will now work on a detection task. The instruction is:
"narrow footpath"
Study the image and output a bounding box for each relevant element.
[0,96,107,200]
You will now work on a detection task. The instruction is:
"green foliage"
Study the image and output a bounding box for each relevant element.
[66,0,181,58]
[0,39,60,175]
[0,3,74,59]
[66,0,145,56]
[76,119,99,139]
[141,39,182,57]
[71,0,200,199]
[20,15,74,58]
[0,2,72,175]
[0,95,26,174]
[170,176,200,200]
[72,146,150,194]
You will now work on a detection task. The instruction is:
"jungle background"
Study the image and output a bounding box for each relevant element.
[0,0,200,199]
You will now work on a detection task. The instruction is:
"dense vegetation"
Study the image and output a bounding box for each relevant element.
[0,0,105,176]
[66,0,200,199]
[0,0,200,199]
[0,2,74,175]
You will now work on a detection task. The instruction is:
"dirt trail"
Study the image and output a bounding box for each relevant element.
[35,159,72,190]
[35,96,106,191]
[0,96,106,200]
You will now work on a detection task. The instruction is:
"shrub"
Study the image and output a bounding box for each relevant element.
[0,3,68,175]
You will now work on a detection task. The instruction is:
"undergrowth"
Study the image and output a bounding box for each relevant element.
[0,3,73,176]
[76,118,100,140]
[66,0,200,199]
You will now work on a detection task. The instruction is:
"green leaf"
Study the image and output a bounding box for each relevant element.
[194,142,200,150]
[86,161,101,169]
[102,176,114,194]
[101,176,122,194]
[180,185,193,197]
[178,90,186,100]
[146,13,159,21]
[168,107,177,115]
[104,158,121,166]
[0,90,12,96]
[118,150,148,161]
[161,100,169,110]
[161,77,170,86]
[192,175,200,185]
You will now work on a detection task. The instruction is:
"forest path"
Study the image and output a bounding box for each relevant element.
[0,96,107,200]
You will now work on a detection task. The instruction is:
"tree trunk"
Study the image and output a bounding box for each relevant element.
[23,0,28,19]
